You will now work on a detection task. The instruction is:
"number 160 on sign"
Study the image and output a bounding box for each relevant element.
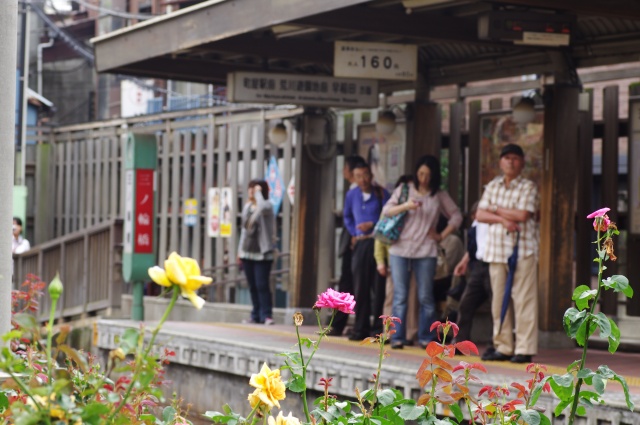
[334,41,418,81]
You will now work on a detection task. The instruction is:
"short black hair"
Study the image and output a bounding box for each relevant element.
[344,155,367,172]
[414,155,441,196]
[352,161,371,173]
[248,179,270,199]
[13,217,23,226]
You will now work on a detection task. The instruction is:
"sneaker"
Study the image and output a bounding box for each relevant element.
[510,354,533,363]
[264,318,275,326]
[242,318,259,324]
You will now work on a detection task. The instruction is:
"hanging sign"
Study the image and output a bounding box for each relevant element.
[265,156,284,215]
[184,198,198,227]
[227,72,378,108]
[207,188,221,237]
[334,41,418,81]
[220,187,233,238]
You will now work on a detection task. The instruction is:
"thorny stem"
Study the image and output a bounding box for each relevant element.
[295,321,311,424]
[107,285,180,423]
[464,370,475,425]
[568,227,605,425]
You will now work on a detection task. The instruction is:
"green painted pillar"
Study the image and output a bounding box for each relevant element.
[122,133,158,321]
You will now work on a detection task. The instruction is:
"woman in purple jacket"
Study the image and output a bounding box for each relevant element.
[382,155,462,349]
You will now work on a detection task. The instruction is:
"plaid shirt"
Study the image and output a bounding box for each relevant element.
[478,175,539,263]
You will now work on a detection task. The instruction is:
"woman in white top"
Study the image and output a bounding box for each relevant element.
[382,155,462,349]
[12,217,30,255]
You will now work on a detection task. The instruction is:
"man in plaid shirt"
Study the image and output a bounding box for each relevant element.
[476,143,539,364]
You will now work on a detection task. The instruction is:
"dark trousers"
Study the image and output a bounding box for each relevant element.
[456,261,491,342]
[351,238,386,337]
[331,244,354,334]
[243,259,273,323]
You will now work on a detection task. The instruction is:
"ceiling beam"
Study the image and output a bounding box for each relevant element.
[293,5,481,44]
[488,0,640,21]
[93,0,374,73]
[197,35,334,65]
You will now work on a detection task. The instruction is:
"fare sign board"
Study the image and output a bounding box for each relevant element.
[227,72,379,108]
[334,41,418,81]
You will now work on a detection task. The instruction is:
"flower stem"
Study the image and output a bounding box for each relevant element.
[295,323,311,424]
[107,285,180,423]
[46,297,58,385]
[371,320,388,413]
[568,228,604,425]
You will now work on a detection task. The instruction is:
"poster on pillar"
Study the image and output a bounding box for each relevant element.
[479,111,544,189]
[357,122,406,193]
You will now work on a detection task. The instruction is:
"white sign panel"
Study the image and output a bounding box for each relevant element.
[516,32,570,46]
[227,72,378,108]
[334,41,418,81]
[120,80,154,118]
[124,170,134,254]
[630,100,640,235]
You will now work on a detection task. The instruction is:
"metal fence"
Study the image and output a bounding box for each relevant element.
[13,219,123,321]
[22,105,304,306]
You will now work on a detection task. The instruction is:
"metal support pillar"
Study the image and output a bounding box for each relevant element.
[0,2,18,340]
[538,83,580,347]
[290,113,336,307]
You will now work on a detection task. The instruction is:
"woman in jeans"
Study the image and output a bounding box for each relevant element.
[382,155,462,349]
[238,179,276,325]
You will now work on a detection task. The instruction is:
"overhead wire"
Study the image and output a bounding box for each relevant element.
[70,0,157,20]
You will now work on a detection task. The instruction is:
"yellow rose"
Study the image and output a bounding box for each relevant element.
[268,412,301,425]
[148,252,213,309]
[249,363,286,409]
[248,389,263,410]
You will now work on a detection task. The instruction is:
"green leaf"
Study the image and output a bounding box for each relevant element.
[566,360,581,373]
[377,389,397,406]
[608,319,621,354]
[593,312,612,338]
[576,368,594,379]
[610,372,635,411]
[450,402,464,423]
[576,406,587,416]
[539,413,551,425]
[399,401,426,421]
[12,313,38,332]
[278,351,302,366]
[1,330,23,342]
[0,392,8,410]
[529,377,550,406]
[576,316,597,346]
[299,337,315,349]
[57,344,89,373]
[81,403,111,420]
[572,285,596,311]
[118,328,141,354]
[519,409,541,425]
[592,375,606,395]
[602,275,633,298]
[163,406,177,423]
[549,374,574,401]
[286,374,306,393]
[563,308,587,339]
[554,399,572,417]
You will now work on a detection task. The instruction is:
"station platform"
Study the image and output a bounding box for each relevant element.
[96,319,640,424]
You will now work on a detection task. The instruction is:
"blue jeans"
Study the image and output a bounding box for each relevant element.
[389,255,437,344]
[243,259,273,322]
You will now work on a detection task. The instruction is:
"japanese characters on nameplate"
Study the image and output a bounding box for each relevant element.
[334,41,417,81]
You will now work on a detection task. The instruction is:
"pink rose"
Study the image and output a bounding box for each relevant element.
[587,207,611,231]
[314,288,355,314]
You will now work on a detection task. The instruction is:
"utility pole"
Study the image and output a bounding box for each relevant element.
[0,2,19,340]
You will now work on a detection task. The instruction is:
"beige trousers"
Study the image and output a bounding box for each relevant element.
[489,255,538,356]
[383,273,419,341]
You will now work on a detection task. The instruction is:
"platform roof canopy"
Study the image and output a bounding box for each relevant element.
[92,0,640,89]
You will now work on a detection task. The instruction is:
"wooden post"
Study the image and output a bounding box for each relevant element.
[448,102,464,206]
[290,113,336,307]
[538,83,580,346]
[467,100,482,209]
[627,85,640,316]
[601,86,619,315]
[576,91,594,292]
[406,102,441,169]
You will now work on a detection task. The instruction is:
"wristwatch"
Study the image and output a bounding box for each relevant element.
[490,204,498,213]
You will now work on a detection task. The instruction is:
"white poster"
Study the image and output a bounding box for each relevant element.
[220,187,233,238]
[123,170,134,253]
[207,188,221,238]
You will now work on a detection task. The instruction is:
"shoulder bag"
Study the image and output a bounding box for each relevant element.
[373,183,409,245]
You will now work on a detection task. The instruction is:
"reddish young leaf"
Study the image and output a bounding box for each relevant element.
[511,382,527,398]
[469,363,487,373]
[417,393,432,406]
[433,367,453,382]
[454,340,479,356]
[432,355,453,371]
[426,341,445,357]
[430,321,442,332]
[416,358,433,378]
[418,369,434,387]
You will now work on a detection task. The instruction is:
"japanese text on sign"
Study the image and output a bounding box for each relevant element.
[334,41,417,81]
[227,72,378,108]
[134,169,154,253]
